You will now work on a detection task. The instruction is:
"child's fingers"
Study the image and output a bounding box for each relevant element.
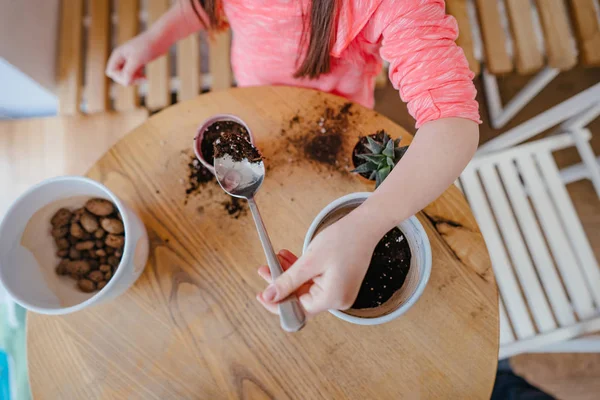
[299,282,329,315]
[278,249,298,265]
[257,265,271,282]
[256,293,279,314]
[105,52,125,78]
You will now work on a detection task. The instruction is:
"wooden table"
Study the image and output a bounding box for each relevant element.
[27,87,499,399]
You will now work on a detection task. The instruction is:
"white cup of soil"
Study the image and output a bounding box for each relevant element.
[303,193,432,325]
[0,176,149,315]
[193,114,255,174]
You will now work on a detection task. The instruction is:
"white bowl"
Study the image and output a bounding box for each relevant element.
[0,176,149,315]
[303,192,432,325]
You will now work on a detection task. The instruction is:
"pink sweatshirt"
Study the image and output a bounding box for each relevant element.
[218,0,480,128]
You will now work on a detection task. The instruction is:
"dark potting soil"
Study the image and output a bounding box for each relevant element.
[214,131,262,163]
[351,227,411,309]
[222,197,247,219]
[186,157,214,196]
[200,121,250,166]
[184,152,249,218]
[352,130,386,180]
[301,102,353,166]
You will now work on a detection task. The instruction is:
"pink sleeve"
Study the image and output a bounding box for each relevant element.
[376,0,481,128]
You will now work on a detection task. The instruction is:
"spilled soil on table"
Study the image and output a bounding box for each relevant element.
[275,101,357,175]
[182,151,248,219]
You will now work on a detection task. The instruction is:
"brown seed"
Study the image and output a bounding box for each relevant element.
[94,228,106,239]
[114,249,123,258]
[70,223,85,238]
[77,279,96,293]
[55,237,70,250]
[105,234,125,248]
[69,247,82,260]
[80,212,99,233]
[107,255,120,267]
[99,257,107,264]
[51,225,69,238]
[116,212,122,221]
[51,208,72,227]
[99,264,111,273]
[56,249,69,258]
[68,235,78,245]
[95,240,104,249]
[105,246,115,255]
[85,198,114,216]
[88,249,99,259]
[75,240,94,251]
[88,259,100,270]
[104,271,112,280]
[97,281,107,290]
[96,249,106,257]
[71,207,86,223]
[87,270,105,283]
[100,218,124,234]
[55,259,69,275]
[66,260,90,277]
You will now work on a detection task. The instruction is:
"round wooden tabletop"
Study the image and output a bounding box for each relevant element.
[27,87,498,399]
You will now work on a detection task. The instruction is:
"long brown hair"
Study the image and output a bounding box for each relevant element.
[191,0,336,79]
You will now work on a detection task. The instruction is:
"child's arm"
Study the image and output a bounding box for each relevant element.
[256,0,480,316]
[106,0,206,86]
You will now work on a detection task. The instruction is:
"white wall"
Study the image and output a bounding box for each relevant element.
[0,0,60,92]
[0,58,57,119]
[0,0,60,118]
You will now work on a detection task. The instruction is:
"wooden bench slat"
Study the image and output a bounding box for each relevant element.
[474,0,513,74]
[146,0,171,111]
[176,34,201,101]
[209,29,233,91]
[446,0,481,75]
[535,0,578,70]
[57,0,84,115]
[115,0,141,111]
[568,0,600,65]
[505,0,544,74]
[86,0,111,113]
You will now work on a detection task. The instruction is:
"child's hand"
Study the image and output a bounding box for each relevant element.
[105,33,154,86]
[256,217,378,317]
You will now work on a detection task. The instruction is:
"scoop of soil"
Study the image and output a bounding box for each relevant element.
[214,131,263,163]
[351,227,411,309]
[200,121,250,165]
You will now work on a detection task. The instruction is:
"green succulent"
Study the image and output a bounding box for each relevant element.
[352,131,409,187]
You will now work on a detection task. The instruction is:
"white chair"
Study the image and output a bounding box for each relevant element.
[458,83,600,359]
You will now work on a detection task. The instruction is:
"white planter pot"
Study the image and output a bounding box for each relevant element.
[0,176,148,315]
[303,192,432,325]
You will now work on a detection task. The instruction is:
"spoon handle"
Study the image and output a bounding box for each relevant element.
[247,198,306,332]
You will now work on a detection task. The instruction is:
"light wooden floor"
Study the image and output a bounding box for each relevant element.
[375,65,600,399]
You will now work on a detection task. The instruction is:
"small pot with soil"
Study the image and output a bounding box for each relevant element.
[303,193,431,325]
[193,114,255,174]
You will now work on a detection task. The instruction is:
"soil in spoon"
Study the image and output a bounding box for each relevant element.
[351,227,411,309]
[201,121,250,166]
[214,131,263,163]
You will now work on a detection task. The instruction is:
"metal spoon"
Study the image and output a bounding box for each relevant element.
[214,153,306,332]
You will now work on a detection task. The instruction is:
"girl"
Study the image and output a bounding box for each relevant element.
[106,0,480,319]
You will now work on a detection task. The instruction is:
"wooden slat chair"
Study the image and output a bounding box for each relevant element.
[457,83,600,358]
[56,0,233,115]
[446,0,600,129]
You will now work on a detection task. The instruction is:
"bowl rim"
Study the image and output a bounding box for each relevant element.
[192,114,255,173]
[302,192,432,325]
[0,176,133,315]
